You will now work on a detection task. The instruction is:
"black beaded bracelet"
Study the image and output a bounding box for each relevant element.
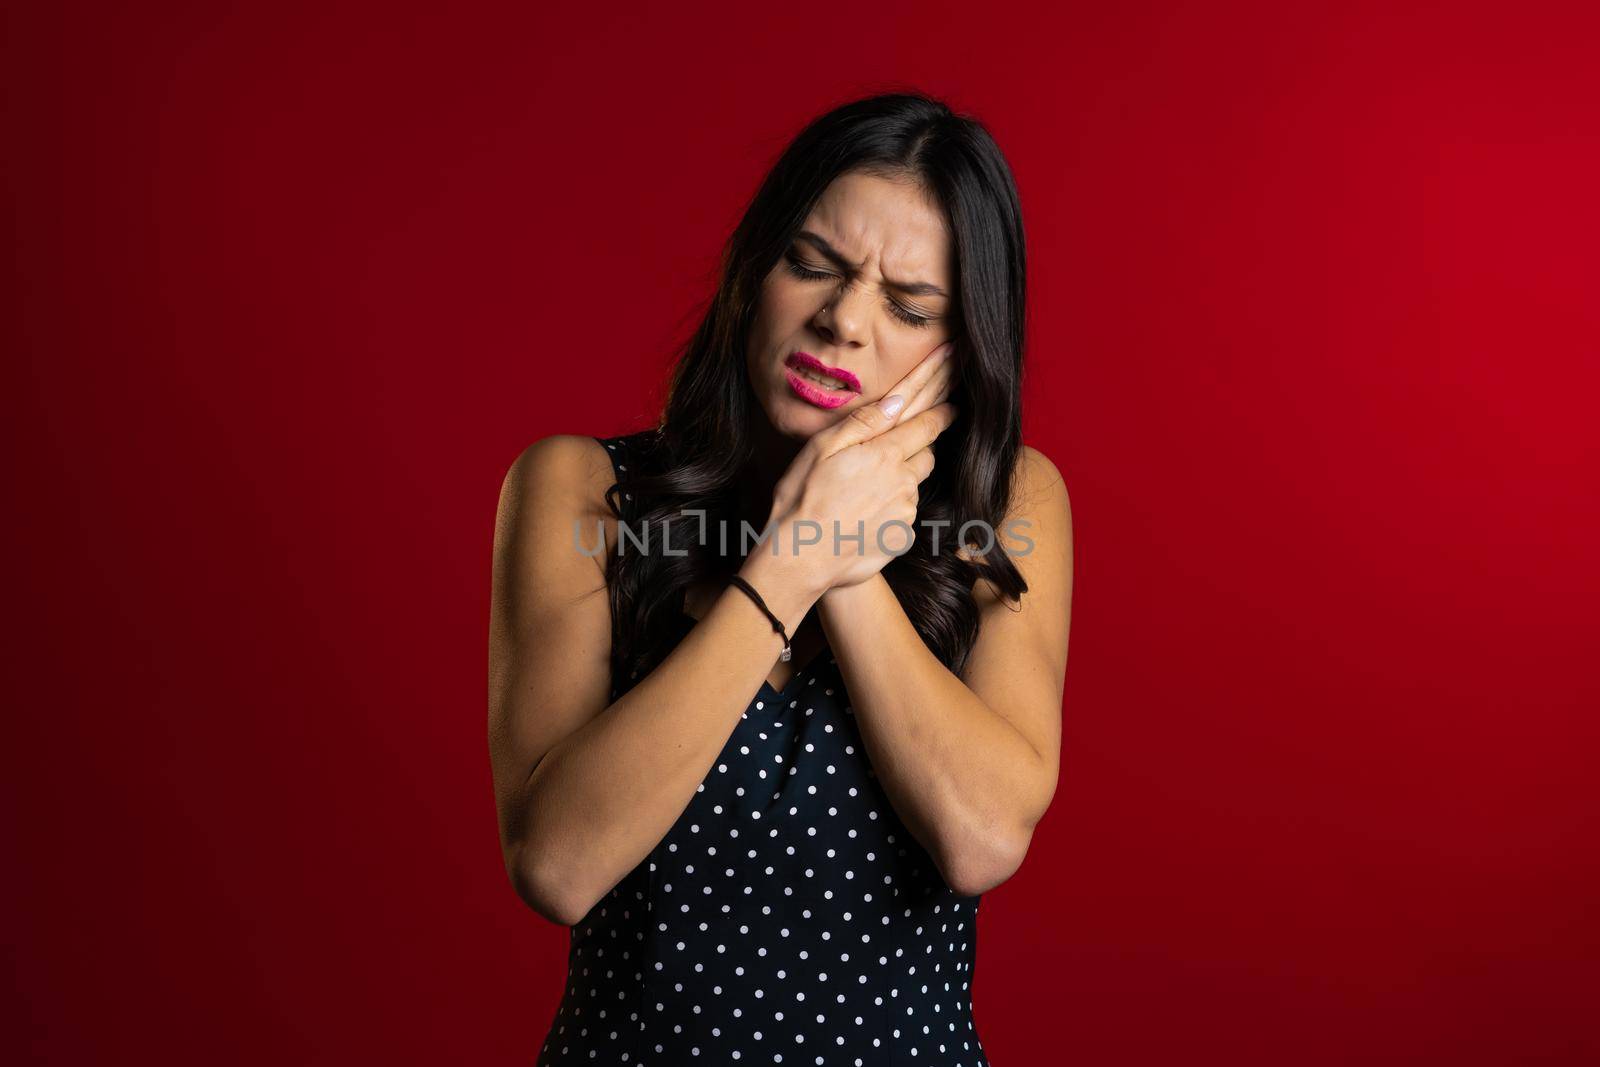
[727,575,793,662]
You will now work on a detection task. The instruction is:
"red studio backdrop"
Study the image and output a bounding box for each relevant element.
[6,2,1598,1063]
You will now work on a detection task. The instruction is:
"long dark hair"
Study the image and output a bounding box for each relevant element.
[605,90,1029,685]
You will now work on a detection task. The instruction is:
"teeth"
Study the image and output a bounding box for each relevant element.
[798,366,845,390]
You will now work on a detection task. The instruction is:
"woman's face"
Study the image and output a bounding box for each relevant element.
[746,169,956,440]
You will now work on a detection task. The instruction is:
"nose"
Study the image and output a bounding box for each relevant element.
[812,280,871,348]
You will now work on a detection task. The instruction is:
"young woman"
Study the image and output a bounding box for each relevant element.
[489,91,1073,1065]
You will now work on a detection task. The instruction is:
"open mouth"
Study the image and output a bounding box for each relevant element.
[785,351,860,393]
[791,364,851,391]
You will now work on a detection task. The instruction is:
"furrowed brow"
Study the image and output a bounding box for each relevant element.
[795,230,949,299]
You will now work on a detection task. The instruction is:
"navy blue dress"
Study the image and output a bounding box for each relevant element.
[534,429,990,1066]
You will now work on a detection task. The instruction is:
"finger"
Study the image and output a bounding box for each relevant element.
[884,340,955,401]
[816,343,954,457]
[897,355,955,423]
[878,401,959,461]
[837,342,952,442]
[815,393,907,458]
[906,443,936,482]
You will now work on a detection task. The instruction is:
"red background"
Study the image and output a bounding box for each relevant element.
[7,1,1598,1063]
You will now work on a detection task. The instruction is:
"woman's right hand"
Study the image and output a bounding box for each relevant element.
[757,341,961,594]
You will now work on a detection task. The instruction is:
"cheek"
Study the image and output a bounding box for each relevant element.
[748,284,805,368]
[881,353,924,390]
[763,275,816,326]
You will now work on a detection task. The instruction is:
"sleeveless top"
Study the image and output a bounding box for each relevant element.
[534,429,989,1066]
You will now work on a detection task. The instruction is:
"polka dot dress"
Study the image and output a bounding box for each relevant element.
[533,430,990,1066]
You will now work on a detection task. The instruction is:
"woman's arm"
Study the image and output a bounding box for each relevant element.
[488,434,823,926]
[814,445,1073,897]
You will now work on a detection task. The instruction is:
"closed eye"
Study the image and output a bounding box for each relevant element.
[782,251,935,329]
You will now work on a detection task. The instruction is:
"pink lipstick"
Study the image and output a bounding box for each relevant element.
[784,351,861,410]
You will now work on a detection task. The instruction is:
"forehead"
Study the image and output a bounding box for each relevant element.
[805,170,952,282]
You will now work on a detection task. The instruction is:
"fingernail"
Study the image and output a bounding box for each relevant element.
[881,394,905,417]
[938,342,955,359]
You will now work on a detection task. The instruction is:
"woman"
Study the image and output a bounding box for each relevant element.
[489,91,1073,1065]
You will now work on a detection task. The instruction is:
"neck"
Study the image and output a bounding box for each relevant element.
[738,412,803,529]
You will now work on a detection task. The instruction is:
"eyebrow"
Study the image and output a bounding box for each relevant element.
[794,230,949,299]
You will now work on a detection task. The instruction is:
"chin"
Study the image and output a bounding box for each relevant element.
[764,393,842,440]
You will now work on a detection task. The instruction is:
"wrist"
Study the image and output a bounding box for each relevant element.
[736,548,827,633]
[819,572,883,608]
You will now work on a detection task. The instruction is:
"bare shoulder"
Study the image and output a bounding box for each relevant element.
[497,435,616,531]
[1005,444,1072,558]
[494,434,618,580]
[1012,444,1071,522]
[968,443,1073,609]
[499,434,614,511]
